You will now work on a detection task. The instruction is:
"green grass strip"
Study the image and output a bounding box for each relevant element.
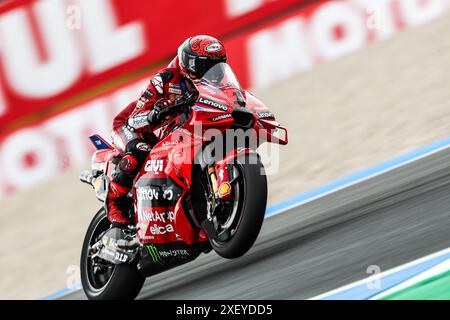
[382,269,450,300]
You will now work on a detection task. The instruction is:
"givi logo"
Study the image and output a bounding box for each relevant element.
[144,160,164,173]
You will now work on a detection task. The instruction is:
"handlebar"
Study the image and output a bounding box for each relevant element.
[156,102,187,120]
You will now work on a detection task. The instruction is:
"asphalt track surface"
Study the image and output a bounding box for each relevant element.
[63,147,450,300]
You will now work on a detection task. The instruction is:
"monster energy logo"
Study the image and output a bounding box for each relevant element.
[146,245,165,265]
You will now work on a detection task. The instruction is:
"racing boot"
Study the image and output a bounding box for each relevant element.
[106,181,131,228]
[106,153,141,228]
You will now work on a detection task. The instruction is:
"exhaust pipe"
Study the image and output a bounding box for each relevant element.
[117,238,141,250]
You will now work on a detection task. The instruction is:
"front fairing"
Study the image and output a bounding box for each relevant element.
[190,71,288,145]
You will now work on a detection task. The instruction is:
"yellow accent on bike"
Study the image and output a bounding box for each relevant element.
[218,182,231,197]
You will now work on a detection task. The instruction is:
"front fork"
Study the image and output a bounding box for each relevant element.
[202,148,252,240]
[206,147,255,202]
[203,163,234,241]
[207,162,233,201]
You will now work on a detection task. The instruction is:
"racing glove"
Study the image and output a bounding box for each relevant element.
[127,98,173,131]
[148,98,173,124]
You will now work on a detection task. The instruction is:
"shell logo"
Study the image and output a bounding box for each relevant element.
[218,182,232,197]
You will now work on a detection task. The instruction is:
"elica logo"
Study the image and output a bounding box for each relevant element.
[199,97,228,111]
[205,43,223,53]
[150,224,175,235]
[144,159,164,173]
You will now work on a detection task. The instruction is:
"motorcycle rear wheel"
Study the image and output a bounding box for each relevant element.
[210,153,267,259]
[80,208,145,300]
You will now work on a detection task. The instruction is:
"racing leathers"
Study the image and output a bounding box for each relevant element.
[107,61,193,227]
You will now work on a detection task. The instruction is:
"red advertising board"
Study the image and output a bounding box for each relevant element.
[224,0,450,89]
[0,0,313,135]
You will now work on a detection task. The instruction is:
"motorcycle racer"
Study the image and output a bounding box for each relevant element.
[107,35,228,228]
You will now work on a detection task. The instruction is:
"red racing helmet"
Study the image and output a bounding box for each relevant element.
[177,35,227,80]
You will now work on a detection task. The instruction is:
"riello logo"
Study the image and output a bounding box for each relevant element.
[0,0,146,116]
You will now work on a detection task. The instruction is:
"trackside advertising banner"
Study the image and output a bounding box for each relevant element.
[0,0,311,131]
[224,0,450,89]
[1,0,450,199]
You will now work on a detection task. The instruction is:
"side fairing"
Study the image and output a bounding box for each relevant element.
[133,131,204,246]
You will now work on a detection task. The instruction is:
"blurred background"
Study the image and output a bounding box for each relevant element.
[1,0,450,299]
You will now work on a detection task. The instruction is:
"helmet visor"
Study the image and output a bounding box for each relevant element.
[181,50,227,79]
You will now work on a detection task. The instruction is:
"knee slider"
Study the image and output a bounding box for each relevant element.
[112,168,135,188]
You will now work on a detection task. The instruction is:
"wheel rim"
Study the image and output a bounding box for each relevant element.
[84,214,116,293]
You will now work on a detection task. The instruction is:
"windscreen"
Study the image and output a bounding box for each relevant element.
[198,62,242,90]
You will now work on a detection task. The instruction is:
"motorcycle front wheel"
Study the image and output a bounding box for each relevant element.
[80,208,145,300]
[210,153,267,259]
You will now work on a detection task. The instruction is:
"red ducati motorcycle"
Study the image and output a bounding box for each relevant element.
[79,63,288,300]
